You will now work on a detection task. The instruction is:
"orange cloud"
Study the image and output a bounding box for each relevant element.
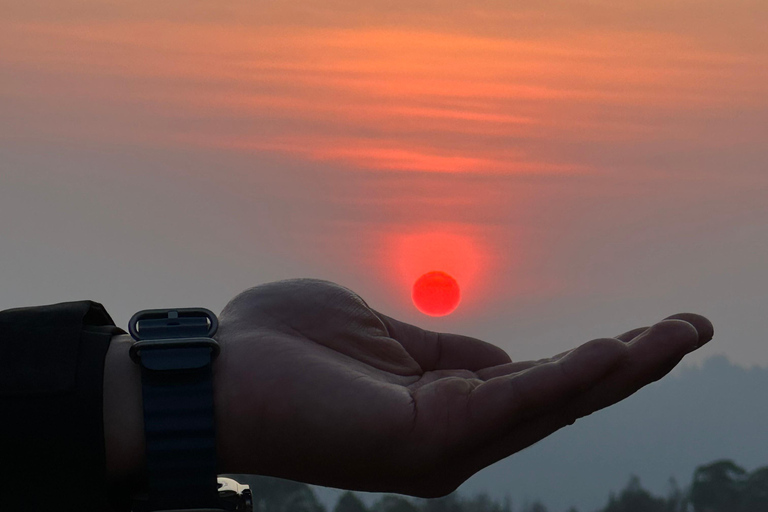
[3,14,765,174]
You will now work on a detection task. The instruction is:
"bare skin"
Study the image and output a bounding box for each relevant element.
[104,278,714,498]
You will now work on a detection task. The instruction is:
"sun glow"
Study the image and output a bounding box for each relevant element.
[383,227,493,315]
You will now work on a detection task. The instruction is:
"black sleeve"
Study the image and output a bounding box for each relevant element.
[0,300,126,511]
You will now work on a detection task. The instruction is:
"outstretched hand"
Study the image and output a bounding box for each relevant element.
[212,279,713,497]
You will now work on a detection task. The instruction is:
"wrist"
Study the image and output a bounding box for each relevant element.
[103,333,145,483]
[104,329,241,484]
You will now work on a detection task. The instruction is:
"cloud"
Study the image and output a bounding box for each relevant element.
[3,8,765,175]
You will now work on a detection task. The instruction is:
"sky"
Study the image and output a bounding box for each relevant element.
[2,1,767,368]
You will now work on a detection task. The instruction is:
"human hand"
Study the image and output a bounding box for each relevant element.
[212,279,713,497]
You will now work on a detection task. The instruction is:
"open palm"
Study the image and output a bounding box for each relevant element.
[213,279,712,497]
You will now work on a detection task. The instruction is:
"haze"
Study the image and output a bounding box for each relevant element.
[1,0,767,390]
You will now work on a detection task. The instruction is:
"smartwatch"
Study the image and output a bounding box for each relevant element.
[128,308,252,512]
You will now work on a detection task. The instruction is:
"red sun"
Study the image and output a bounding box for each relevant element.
[412,271,461,316]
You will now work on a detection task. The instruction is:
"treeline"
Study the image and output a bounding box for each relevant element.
[227,459,768,512]
[599,460,768,512]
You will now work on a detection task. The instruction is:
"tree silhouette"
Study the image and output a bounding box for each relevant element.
[223,458,768,512]
[421,493,465,512]
[599,475,667,512]
[335,492,370,512]
[741,466,768,511]
[690,460,746,512]
[664,477,688,512]
[372,495,421,512]
[464,492,511,512]
[519,501,547,512]
[227,474,326,512]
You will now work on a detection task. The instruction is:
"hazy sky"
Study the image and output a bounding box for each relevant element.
[1,0,767,371]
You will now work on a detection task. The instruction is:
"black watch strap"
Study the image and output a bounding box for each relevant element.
[129,309,220,512]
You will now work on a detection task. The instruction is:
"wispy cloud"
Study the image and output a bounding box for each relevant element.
[3,10,764,174]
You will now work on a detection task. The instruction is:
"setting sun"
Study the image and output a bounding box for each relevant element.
[412,271,461,316]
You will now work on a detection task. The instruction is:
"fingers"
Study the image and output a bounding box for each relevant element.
[474,332,642,382]
[664,313,714,346]
[374,312,512,372]
[475,325,657,382]
[475,313,712,381]
[485,314,711,428]
[474,350,576,380]
[475,360,542,380]
[453,316,709,480]
[466,337,627,440]
[614,326,649,342]
[557,318,701,421]
[612,313,712,345]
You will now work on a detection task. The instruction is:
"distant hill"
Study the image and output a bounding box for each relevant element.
[311,355,768,512]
